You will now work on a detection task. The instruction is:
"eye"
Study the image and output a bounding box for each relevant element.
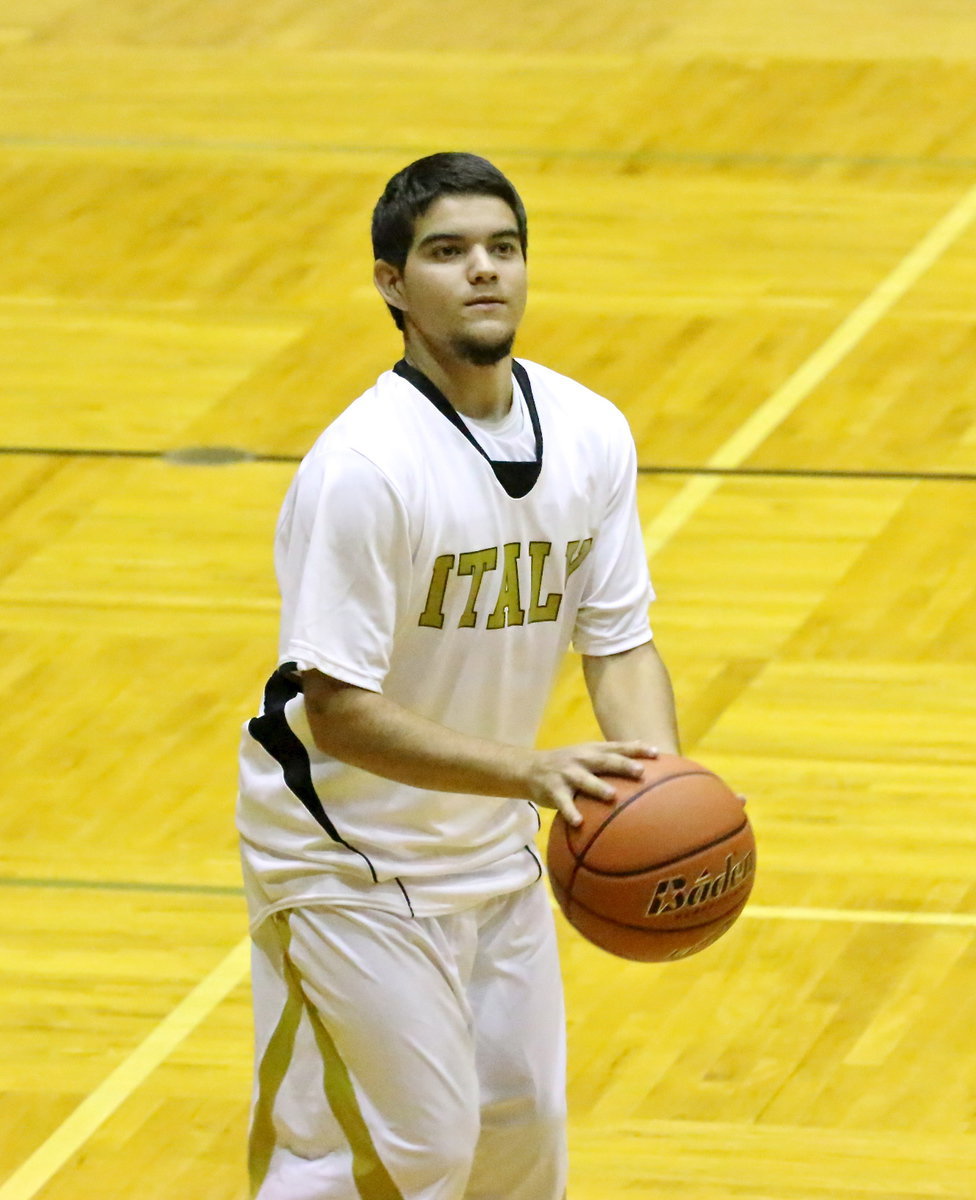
[432,244,461,260]
[493,241,518,257]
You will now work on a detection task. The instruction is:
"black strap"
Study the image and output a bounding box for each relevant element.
[392,359,543,498]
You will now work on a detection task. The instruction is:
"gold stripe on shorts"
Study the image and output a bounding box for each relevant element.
[249,912,405,1200]
[248,916,305,1197]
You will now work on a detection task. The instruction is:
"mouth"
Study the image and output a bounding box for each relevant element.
[465,297,505,308]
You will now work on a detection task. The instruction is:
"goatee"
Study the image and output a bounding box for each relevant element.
[451,331,516,367]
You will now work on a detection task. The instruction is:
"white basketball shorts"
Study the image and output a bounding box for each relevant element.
[247,881,568,1200]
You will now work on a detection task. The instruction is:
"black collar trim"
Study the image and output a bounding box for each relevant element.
[393,359,543,499]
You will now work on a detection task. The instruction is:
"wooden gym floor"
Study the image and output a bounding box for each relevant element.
[1,2,975,1197]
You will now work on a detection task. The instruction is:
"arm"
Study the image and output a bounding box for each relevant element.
[301,669,657,826]
[582,639,680,754]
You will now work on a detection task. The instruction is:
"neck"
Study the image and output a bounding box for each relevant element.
[403,337,513,421]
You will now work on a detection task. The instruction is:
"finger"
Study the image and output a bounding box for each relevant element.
[556,792,584,826]
[573,771,617,804]
[609,740,661,759]
[584,752,647,780]
[611,756,646,779]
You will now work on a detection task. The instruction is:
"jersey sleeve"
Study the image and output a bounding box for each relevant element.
[275,447,412,691]
[571,417,654,656]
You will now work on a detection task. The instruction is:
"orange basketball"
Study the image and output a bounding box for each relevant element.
[546,754,755,962]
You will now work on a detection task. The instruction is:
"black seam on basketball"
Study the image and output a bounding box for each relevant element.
[572,770,720,861]
[563,817,583,899]
[568,892,748,934]
[579,818,751,878]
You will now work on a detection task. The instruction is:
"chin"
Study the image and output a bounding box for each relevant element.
[451,332,516,367]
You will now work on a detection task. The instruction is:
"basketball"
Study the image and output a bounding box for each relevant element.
[546,754,755,962]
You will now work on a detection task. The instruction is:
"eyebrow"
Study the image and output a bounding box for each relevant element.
[416,227,521,250]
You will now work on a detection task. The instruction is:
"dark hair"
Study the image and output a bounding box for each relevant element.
[371,152,528,330]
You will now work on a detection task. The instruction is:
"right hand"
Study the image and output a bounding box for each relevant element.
[523,741,658,828]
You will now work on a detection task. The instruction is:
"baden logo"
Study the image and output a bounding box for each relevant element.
[647,849,755,917]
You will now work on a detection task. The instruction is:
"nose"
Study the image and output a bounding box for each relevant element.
[467,245,498,282]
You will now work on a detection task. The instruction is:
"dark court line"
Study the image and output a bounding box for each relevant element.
[3,875,971,931]
[0,445,161,460]
[639,464,976,484]
[1,442,973,483]
[0,874,244,897]
[3,133,976,176]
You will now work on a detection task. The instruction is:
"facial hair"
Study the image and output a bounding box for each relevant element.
[450,330,516,367]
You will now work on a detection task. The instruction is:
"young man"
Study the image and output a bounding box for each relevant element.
[237,152,680,1200]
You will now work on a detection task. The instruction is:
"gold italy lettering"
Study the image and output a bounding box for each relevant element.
[456,547,498,628]
[487,542,525,629]
[527,541,562,623]
[565,537,593,579]
[418,554,455,629]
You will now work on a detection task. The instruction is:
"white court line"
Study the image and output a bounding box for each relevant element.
[744,905,976,929]
[545,896,976,931]
[643,178,976,556]
[8,179,976,1200]
[0,938,251,1200]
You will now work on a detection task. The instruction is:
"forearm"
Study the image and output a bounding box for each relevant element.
[582,639,681,753]
[300,668,660,825]
[302,671,533,798]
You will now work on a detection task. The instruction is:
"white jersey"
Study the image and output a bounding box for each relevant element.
[237,357,654,926]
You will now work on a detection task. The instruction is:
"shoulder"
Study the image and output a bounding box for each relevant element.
[297,369,431,480]
[306,369,424,458]
[283,369,434,526]
[517,359,631,434]
[517,358,635,463]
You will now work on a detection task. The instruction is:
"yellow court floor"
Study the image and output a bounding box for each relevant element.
[0,2,975,1198]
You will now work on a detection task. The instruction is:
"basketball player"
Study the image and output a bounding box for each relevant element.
[237,152,680,1200]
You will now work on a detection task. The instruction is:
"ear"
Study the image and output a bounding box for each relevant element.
[373,260,406,315]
